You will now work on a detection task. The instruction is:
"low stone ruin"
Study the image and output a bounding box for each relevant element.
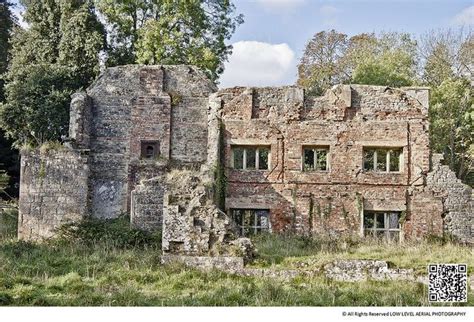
[323,259,423,283]
[161,168,255,265]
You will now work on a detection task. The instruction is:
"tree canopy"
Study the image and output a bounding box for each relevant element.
[0,1,19,198]
[97,0,243,81]
[421,29,473,185]
[297,30,418,95]
[0,0,17,101]
[430,78,473,184]
[297,30,348,95]
[349,32,418,87]
[0,0,106,147]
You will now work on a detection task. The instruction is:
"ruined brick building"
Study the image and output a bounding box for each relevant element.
[18,65,474,250]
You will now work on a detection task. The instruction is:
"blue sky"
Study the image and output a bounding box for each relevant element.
[11,0,474,87]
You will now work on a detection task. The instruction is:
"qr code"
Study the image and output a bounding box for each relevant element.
[428,264,467,302]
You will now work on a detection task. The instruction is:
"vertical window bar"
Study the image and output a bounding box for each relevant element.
[254,212,257,234]
[374,150,377,171]
[256,148,260,170]
[243,148,247,170]
[373,213,377,235]
[386,151,390,173]
[313,149,317,169]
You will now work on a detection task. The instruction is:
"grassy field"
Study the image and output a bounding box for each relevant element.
[250,234,474,275]
[0,215,472,306]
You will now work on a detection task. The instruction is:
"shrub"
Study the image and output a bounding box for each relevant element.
[55,215,161,249]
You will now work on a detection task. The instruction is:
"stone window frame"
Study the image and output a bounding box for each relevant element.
[363,211,401,242]
[231,145,271,171]
[140,140,160,159]
[231,208,271,236]
[302,145,330,172]
[362,147,403,173]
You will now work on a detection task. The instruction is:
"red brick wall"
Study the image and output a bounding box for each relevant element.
[218,85,442,239]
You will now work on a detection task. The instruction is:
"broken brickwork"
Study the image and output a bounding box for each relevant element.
[214,84,471,242]
[161,169,253,255]
[17,65,473,246]
[426,154,473,243]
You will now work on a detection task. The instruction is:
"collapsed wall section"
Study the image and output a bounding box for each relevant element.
[427,154,474,243]
[162,169,227,254]
[161,169,252,258]
[18,149,89,240]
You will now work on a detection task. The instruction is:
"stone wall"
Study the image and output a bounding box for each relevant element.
[18,64,216,240]
[68,92,92,149]
[18,149,89,240]
[130,171,166,231]
[427,154,474,243]
[164,65,216,163]
[405,188,444,239]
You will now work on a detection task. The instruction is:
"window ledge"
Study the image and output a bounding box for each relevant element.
[362,171,403,175]
[231,169,270,172]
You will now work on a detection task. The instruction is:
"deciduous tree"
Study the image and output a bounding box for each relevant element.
[430,78,473,185]
[0,0,106,147]
[0,0,17,101]
[420,28,473,86]
[297,30,348,95]
[298,31,418,94]
[0,1,19,197]
[97,0,243,81]
[350,32,418,87]
[420,29,473,185]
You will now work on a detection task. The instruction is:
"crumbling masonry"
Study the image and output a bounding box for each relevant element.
[18,65,474,252]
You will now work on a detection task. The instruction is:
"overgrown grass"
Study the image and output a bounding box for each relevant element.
[0,224,472,306]
[251,233,474,274]
[0,208,18,240]
[1,239,464,306]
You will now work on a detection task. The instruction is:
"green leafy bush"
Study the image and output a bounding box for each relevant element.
[55,215,161,249]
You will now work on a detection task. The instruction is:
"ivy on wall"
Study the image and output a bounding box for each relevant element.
[214,120,227,210]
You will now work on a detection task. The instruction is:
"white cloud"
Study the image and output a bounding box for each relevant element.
[255,0,306,12]
[219,41,297,88]
[319,5,341,28]
[452,5,474,26]
[319,5,340,16]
